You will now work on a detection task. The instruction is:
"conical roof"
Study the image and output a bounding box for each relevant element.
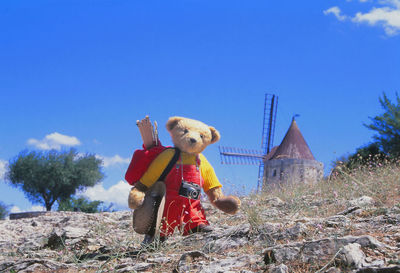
[269,118,315,160]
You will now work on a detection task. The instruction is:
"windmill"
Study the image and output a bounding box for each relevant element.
[218,93,278,191]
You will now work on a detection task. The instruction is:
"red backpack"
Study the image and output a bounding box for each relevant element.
[125,144,180,186]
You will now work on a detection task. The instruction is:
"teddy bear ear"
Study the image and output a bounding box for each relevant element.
[209,126,220,144]
[166,116,183,131]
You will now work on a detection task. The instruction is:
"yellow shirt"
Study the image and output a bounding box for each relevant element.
[140,149,222,192]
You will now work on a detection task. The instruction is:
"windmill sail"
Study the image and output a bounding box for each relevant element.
[261,94,278,155]
[258,94,278,190]
[219,146,264,165]
[219,93,279,191]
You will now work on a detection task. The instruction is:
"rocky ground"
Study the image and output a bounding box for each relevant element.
[1,195,400,273]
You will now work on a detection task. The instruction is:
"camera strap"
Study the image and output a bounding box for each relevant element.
[157,148,181,182]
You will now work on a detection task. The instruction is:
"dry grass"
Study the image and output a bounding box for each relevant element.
[235,159,400,272]
[241,159,400,225]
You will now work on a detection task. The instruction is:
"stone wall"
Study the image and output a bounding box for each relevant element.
[263,158,324,189]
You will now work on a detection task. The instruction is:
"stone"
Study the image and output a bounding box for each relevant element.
[0,261,15,272]
[349,196,375,207]
[269,263,289,273]
[63,226,89,238]
[338,243,366,269]
[263,235,386,265]
[325,215,350,227]
[355,265,400,272]
[339,235,386,249]
[337,206,362,215]
[265,197,285,207]
[198,255,258,273]
[116,262,153,272]
[325,267,341,273]
[203,224,250,253]
[45,229,66,250]
[177,251,208,272]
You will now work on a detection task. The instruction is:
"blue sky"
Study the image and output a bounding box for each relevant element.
[0,0,399,212]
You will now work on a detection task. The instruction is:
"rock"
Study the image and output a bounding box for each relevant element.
[263,235,386,265]
[337,243,366,269]
[44,229,66,250]
[337,206,362,215]
[146,256,171,264]
[264,245,298,264]
[176,251,207,272]
[0,261,15,272]
[355,265,400,272]
[269,263,289,273]
[349,196,375,207]
[325,267,341,273]
[2,259,67,273]
[282,222,307,239]
[325,215,350,227]
[176,251,208,272]
[63,226,89,238]
[198,255,258,273]
[265,197,285,207]
[116,262,153,272]
[203,224,250,253]
[339,235,386,249]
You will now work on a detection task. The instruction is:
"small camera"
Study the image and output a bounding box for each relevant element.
[179,180,201,200]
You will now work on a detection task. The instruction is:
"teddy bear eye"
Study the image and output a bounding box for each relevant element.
[200,134,204,139]
[183,129,189,134]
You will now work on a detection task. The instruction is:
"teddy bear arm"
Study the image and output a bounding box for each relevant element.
[206,187,241,215]
[206,186,223,203]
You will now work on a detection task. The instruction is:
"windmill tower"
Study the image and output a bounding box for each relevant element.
[219,93,278,191]
[263,117,324,186]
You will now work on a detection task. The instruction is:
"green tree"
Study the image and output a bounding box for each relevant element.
[6,149,104,211]
[0,201,9,220]
[365,92,400,158]
[58,196,107,213]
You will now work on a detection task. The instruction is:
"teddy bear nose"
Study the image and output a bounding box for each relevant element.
[189,138,197,144]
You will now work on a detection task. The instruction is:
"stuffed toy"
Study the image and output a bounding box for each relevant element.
[127,116,241,243]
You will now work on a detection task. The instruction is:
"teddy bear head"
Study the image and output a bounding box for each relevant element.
[166,116,220,155]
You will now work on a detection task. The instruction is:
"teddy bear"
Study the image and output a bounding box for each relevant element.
[128,116,241,240]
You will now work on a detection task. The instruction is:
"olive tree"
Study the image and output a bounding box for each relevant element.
[6,149,103,211]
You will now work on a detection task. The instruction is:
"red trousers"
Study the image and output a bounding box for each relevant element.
[160,164,209,236]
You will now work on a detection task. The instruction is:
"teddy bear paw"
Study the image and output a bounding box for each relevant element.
[128,187,145,209]
[214,196,241,215]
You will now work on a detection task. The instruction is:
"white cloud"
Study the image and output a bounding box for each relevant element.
[31,205,46,211]
[96,155,130,168]
[28,132,81,150]
[10,205,46,213]
[0,160,7,180]
[352,1,400,35]
[10,206,21,213]
[324,6,348,21]
[81,180,131,208]
[325,0,400,36]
